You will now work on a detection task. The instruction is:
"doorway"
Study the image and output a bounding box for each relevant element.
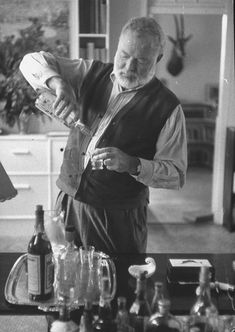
[148,12,222,223]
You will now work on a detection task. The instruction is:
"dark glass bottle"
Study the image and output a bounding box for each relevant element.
[79,300,94,332]
[187,266,219,332]
[93,297,117,332]
[27,205,54,301]
[146,299,182,332]
[129,271,152,332]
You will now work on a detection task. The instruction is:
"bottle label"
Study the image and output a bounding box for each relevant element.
[28,254,41,295]
[45,253,54,294]
[27,253,54,295]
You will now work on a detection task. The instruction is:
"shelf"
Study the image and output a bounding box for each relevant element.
[79,34,107,38]
[70,0,110,61]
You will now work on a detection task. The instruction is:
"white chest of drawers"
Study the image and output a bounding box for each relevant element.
[0,134,68,222]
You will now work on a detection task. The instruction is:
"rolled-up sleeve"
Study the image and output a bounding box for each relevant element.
[19,51,93,93]
[136,104,188,189]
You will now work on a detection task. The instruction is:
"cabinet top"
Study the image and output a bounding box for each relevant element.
[0,132,69,140]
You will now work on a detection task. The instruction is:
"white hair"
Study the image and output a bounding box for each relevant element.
[120,16,166,57]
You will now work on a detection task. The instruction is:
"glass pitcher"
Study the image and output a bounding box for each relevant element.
[77,246,117,305]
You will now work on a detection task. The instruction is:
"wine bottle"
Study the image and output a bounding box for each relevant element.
[27,205,54,301]
[129,271,151,332]
[146,299,183,332]
[186,266,220,332]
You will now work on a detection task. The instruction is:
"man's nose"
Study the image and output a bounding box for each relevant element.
[125,57,137,72]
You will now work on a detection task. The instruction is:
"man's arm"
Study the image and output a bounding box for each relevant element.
[19,51,93,92]
[137,104,187,189]
[19,51,93,116]
[91,105,187,189]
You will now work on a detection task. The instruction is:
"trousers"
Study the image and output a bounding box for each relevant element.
[55,191,148,254]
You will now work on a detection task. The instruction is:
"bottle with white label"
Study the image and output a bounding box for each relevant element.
[35,90,91,136]
[27,205,54,301]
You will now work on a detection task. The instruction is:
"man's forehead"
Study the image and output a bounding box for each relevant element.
[120,30,157,46]
[118,32,157,52]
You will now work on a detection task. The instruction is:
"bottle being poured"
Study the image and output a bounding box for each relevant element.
[35,89,92,136]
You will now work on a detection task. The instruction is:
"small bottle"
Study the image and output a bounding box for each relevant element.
[57,226,80,308]
[151,282,164,314]
[129,271,152,332]
[187,266,219,332]
[27,205,54,301]
[93,292,117,332]
[115,296,132,332]
[35,90,91,135]
[79,300,94,332]
[145,298,183,332]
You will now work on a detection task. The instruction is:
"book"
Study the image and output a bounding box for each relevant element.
[86,42,95,59]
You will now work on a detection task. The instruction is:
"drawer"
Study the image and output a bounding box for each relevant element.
[51,139,67,173]
[0,175,49,217]
[0,139,48,172]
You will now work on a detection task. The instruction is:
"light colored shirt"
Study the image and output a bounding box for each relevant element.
[20,51,187,189]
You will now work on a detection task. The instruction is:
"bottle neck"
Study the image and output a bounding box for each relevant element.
[118,302,126,312]
[34,206,45,234]
[136,277,147,301]
[198,281,212,305]
[34,219,45,234]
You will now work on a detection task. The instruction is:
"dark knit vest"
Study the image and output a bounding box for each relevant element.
[56,61,180,208]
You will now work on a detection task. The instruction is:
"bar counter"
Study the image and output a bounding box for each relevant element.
[0,252,235,316]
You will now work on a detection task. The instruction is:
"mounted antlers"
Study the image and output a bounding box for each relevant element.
[167,14,193,76]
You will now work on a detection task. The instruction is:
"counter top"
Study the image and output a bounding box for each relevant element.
[1,252,235,316]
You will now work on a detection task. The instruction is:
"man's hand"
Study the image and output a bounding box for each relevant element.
[91,147,140,174]
[47,76,79,120]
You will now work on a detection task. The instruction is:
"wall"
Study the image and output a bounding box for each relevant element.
[109,0,130,61]
[109,6,222,104]
[154,14,221,103]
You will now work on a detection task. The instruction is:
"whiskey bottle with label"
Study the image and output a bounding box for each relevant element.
[27,205,54,301]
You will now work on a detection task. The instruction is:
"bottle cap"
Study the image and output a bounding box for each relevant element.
[36,205,43,211]
[35,205,44,222]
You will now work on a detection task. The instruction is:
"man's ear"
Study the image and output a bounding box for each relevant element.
[157,54,163,63]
